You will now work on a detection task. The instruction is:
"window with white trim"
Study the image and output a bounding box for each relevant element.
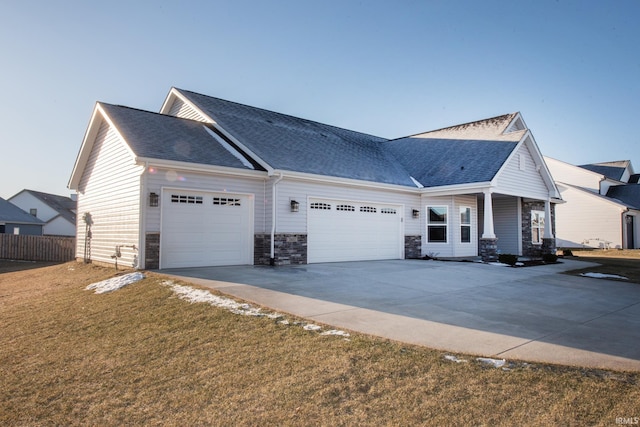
[531,210,545,244]
[427,206,447,243]
[460,207,471,243]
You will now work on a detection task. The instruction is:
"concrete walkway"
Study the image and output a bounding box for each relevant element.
[163,259,640,372]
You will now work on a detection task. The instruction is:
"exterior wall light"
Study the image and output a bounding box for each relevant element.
[149,192,159,207]
[290,200,300,212]
[412,209,420,219]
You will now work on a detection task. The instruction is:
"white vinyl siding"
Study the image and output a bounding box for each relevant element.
[166,97,209,122]
[493,197,521,255]
[554,184,626,249]
[544,157,603,193]
[76,120,143,268]
[495,140,549,200]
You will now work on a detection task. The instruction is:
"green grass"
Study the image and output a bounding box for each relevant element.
[1,261,639,425]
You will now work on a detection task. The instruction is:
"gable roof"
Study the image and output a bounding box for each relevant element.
[11,190,76,224]
[606,184,640,210]
[100,103,263,171]
[0,198,44,225]
[172,89,417,187]
[579,161,631,181]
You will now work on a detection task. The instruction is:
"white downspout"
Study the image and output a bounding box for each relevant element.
[270,173,284,264]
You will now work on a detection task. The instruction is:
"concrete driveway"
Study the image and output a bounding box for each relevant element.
[163,259,640,371]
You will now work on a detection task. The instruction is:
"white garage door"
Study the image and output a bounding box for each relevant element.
[160,189,252,268]
[307,198,403,263]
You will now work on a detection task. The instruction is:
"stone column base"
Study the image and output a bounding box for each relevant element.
[541,238,556,256]
[479,238,498,262]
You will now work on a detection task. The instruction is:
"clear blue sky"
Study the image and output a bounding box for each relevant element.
[1,0,638,198]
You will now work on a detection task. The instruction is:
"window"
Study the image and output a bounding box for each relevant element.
[531,210,545,244]
[336,204,355,211]
[213,197,241,206]
[171,194,203,204]
[13,227,20,235]
[360,206,377,213]
[381,208,397,215]
[310,202,331,210]
[30,208,37,217]
[427,206,447,243]
[460,207,471,243]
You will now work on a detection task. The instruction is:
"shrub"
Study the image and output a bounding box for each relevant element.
[562,249,573,257]
[543,253,558,263]
[498,254,518,266]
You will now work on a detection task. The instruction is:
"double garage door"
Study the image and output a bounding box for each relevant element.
[307,198,404,263]
[160,189,252,269]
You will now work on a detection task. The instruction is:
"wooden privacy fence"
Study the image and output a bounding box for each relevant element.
[0,234,76,262]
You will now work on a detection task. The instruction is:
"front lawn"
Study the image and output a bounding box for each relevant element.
[1,261,638,425]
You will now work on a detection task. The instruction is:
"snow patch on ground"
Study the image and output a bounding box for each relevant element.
[444,354,467,363]
[488,262,510,267]
[580,272,628,280]
[85,272,145,294]
[477,357,506,368]
[161,280,350,338]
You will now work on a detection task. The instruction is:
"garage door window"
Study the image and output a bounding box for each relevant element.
[171,194,203,204]
[310,202,331,210]
[213,197,241,206]
[336,204,355,211]
[428,206,448,243]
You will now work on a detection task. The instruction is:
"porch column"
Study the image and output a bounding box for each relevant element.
[482,189,496,239]
[543,199,553,238]
[480,188,498,262]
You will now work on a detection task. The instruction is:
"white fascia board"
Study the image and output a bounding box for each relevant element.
[273,169,421,194]
[68,103,115,190]
[419,182,492,197]
[162,88,274,175]
[136,157,268,180]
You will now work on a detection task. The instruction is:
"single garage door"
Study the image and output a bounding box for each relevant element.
[160,189,252,268]
[307,198,403,263]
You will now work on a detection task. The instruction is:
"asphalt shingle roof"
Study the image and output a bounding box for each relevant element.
[100,103,260,171]
[15,190,76,224]
[175,89,416,187]
[579,161,630,181]
[384,137,518,187]
[607,184,640,210]
[0,197,44,225]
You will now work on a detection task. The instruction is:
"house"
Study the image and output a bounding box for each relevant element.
[0,197,44,235]
[68,87,561,269]
[9,190,77,236]
[544,157,639,249]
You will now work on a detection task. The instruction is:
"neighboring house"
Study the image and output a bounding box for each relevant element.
[68,87,561,270]
[9,190,77,236]
[544,157,639,249]
[0,197,44,235]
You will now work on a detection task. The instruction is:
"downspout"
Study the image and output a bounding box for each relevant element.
[270,173,284,265]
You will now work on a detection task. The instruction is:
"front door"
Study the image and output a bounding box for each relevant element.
[626,215,635,249]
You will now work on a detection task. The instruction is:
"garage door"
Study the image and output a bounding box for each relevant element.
[307,198,403,263]
[160,189,252,268]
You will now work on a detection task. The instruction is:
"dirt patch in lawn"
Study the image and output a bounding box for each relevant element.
[1,261,639,425]
[562,250,640,284]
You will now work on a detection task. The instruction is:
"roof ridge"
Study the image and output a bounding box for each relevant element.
[175,88,388,141]
[100,102,214,126]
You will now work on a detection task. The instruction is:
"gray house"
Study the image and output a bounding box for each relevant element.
[9,190,76,236]
[0,197,44,235]
[68,88,561,269]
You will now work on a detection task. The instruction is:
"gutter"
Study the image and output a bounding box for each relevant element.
[270,173,284,265]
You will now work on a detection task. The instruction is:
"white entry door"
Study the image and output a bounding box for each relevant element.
[160,189,253,268]
[307,197,403,263]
